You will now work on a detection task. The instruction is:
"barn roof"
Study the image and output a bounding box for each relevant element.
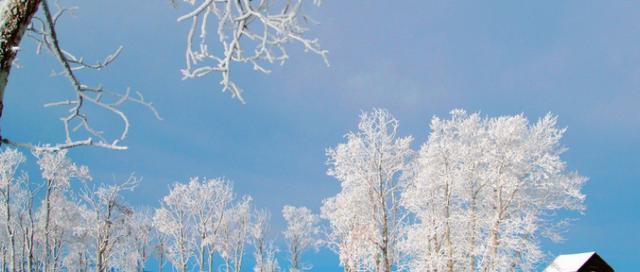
[544,252,613,272]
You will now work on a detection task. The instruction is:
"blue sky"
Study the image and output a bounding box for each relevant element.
[3,1,639,271]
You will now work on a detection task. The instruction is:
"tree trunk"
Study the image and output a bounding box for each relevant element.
[158,248,164,272]
[380,211,391,272]
[3,179,16,272]
[199,229,206,272]
[444,182,453,272]
[20,231,25,272]
[377,161,392,272]
[52,237,61,272]
[2,246,6,272]
[0,0,41,123]
[138,246,146,272]
[208,250,214,272]
[482,187,504,272]
[468,196,478,272]
[43,182,52,272]
[291,245,299,271]
[95,247,103,272]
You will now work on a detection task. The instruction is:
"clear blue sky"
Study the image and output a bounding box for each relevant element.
[3,1,639,271]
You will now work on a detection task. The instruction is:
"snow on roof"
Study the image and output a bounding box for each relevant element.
[544,252,596,272]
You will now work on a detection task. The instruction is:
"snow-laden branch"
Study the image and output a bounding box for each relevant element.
[176,0,329,103]
[1,0,161,152]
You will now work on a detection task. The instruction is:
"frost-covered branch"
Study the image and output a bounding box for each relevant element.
[176,0,329,103]
[2,0,161,152]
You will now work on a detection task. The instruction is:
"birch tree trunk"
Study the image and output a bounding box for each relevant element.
[444,164,454,272]
[3,181,15,272]
[377,156,391,272]
[0,0,41,121]
[158,249,164,272]
[2,246,6,272]
[199,227,206,272]
[207,250,214,272]
[42,181,53,272]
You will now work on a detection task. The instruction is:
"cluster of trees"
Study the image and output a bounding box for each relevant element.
[320,109,586,272]
[0,1,588,272]
[0,150,320,272]
[0,108,586,272]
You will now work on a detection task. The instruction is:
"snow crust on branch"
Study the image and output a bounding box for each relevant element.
[176,0,329,103]
[1,0,161,152]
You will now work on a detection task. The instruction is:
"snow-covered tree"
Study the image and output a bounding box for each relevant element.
[129,208,154,272]
[401,110,587,272]
[0,148,26,272]
[154,185,195,272]
[153,226,170,272]
[321,191,380,272]
[13,169,37,272]
[154,177,243,272]
[0,148,92,272]
[251,209,280,272]
[39,192,87,272]
[35,150,90,272]
[0,0,328,151]
[321,109,413,272]
[218,196,253,272]
[76,176,139,272]
[282,205,319,272]
[194,178,234,272]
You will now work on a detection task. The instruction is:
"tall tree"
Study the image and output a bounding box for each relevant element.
[321,109,413,272]
[251,209,280,272]
[40,191,87,272]
[282,205,319,272]
[189,177,233,272]
[77,177,139,272]
[153,183,196,272]
[35,150,90,272]
[154,177,238,272]
[0,148,26,272]
[218,196,252,272]
[129,208,154,272]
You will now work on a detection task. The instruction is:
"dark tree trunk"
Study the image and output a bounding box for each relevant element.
[0,0,42,121]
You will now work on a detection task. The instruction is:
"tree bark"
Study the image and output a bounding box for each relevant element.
[0,0,41,123]
[2,247,6,272]
[199,227,206,272]
[207,249,214,272]
[43,181,53,272]
[377,157,392,272]
[158,247,164,272]
[3,181,16,272]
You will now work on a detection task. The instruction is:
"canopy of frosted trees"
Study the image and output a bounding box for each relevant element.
[0,109,585,272]
[321,109,585,272]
